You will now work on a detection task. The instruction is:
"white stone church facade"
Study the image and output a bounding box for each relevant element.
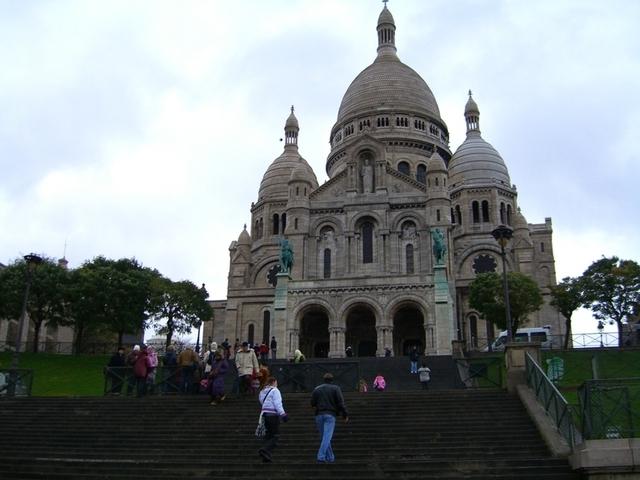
[204,6,563,358]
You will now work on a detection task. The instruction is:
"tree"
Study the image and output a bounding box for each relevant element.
[0,257,69,352]
[581,256,640,347]
[67,257,159,350]
[549,277,583,350]
[469,272,544,335]
[148,277,212,348]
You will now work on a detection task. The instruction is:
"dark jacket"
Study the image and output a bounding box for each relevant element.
[108,353,125,368]
[409,349,420,362]
[311,383,348,418]
[163,351,178,367]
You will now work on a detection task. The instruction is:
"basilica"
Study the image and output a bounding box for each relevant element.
[204,5,563,358]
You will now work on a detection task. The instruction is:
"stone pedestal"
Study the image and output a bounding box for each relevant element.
[274,272,291,359]
[505,342,541,393]
[432,265,454,355]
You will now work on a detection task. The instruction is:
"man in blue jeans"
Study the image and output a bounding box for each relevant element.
[310,373,349,463]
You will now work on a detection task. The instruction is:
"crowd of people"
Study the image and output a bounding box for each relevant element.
[105,341,434,464]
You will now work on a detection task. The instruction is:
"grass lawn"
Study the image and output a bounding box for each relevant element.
[0,352,109,396]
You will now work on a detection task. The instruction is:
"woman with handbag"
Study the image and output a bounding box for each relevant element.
[257,377,288,463]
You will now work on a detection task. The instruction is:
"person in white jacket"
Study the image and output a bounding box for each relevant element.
[258,377,289,463]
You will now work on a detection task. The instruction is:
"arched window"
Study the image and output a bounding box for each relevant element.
[398,161,410,175]
[254,220,259,237]
[482,200,490,223]
[472,201,480,223]
[406,244,414,274]
[323,248,331,279]
[455,205,462,225]
[416,164,426,184]
[262,311,270,343]
[436,209,441,222]
[272,214,280,235]
[296,186,299,196]
[294,218,299,230]
[435,177,439,186]
[500,202,506,224]
[506,205,513,225]
[451,208,456,224]
[248,324,255,345]
[362,221,374,264]
[281,213,287,233]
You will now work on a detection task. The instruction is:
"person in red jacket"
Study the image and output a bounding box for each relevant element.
[133,345,149,397]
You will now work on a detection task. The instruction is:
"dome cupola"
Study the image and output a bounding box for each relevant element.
[284,105,299,147]
[376,4,396,56]
[449,92,511,189]
[237,224,251,245]
[258,108,318,202]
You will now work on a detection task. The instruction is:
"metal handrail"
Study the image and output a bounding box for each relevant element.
[0,368,34,397]
[525,352,579,447]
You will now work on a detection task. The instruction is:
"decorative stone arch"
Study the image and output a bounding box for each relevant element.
[456,245,511,277]
[391,212,426,233]
[293,299,334,358]
[349,211,384,232]
[243,321,257,345]
[293,298,337,327]
[385,295,430,356]
[339,296,383,357]
[310,217,345,237]
[251,256,281,287]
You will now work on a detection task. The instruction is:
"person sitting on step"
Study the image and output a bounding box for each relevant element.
[372,374,386,392]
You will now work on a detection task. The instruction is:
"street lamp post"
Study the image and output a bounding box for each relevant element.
[491,226,514,343]
[8,253,42,395]
[597,320,605,348]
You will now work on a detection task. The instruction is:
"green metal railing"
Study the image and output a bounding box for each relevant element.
[525,353,578,447]
[0,368,34,397]
[454,356,504,388]
[578,378,640,440]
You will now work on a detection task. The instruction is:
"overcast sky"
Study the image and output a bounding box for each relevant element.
[1,0,638,337]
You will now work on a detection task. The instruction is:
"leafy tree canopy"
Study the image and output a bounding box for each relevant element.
[469,271,543,333]
[549,276,583,349]
[0,257,69,352]
[581,256,640,346]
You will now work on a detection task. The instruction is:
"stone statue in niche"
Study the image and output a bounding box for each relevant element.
[401,223,417,239]
[361,158,373,193]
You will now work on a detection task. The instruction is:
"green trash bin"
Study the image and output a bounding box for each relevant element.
[546,357,564,383]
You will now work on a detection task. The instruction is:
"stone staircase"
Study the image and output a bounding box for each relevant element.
[0,389,578,479]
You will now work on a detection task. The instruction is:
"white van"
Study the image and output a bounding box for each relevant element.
[489,326,553,351]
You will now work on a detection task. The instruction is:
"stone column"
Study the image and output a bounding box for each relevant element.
[376,325,393,356]
[329,327,346,358]
[274,272,291,358]
[286,329,299,359]
[432,263,454,355]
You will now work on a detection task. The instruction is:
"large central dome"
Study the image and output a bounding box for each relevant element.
[337,54,441,123]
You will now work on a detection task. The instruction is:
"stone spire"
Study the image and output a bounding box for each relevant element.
[377,3,397,56]
[284,105,299,148]
[465,90,480,134]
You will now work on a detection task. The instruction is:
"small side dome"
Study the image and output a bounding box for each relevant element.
[513,207,528,230]
[427,149,447,172]
[449,93,510,188]
[238,225,251,245]
[289,163,315,184]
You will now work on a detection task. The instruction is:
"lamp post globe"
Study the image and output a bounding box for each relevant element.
[491,226,514,342]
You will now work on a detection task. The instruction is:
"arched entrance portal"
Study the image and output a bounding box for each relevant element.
[393,306,425,355]
[299,308,330,358]
[345,306,377,357]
